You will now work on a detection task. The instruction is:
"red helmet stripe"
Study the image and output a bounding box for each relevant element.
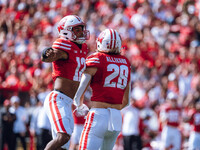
[109,29,113,49]
[113,29,117,49]
[74,15,81,22]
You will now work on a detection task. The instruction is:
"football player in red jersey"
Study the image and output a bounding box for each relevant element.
[159,92,182,150]
[187,99,200,150]
[41,15,89,150]
[73,28,131,150]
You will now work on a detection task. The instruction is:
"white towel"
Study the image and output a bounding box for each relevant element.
[108,108,122,132]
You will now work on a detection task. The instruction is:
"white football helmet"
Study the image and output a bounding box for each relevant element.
[96,29,122,54]
[57,15,90,44]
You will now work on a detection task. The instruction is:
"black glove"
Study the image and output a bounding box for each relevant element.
[42,47,53,59]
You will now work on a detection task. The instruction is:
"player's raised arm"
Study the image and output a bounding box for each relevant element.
[41,15,90,150]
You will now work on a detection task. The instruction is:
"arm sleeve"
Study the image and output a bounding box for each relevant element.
[74,73,92,106]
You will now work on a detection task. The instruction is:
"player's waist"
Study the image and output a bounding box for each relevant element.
[166,124,179,128]
[52,73,81,82]
[52,90,73,103]
[54,77,79,99]
[54,89,65,94]
[91,101,121,110]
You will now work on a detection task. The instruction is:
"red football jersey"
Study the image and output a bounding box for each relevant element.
[52,38,88,81]
[86,52,131,104]
[190,110,200,132]
[165,107,181,127]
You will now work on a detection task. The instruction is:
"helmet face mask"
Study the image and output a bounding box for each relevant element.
[96,29,122,54]
[72,25,90,44]
[57,15,90,44]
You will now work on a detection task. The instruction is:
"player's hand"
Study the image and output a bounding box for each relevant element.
[46,48,57,60]
[73,104,89,116]
[41,47,62,62]
[42,47,54,58]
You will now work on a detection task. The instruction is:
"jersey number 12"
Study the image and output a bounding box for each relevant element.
[73,57,86,81]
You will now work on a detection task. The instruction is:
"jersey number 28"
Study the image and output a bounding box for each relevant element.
[104,64,128,89]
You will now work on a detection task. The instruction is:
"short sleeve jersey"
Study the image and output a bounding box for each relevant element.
[86,52,131,104]
[165,107,181,127]
[52,38,88,81]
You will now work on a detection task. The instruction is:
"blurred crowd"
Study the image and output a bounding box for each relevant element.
[0,0,200,149]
